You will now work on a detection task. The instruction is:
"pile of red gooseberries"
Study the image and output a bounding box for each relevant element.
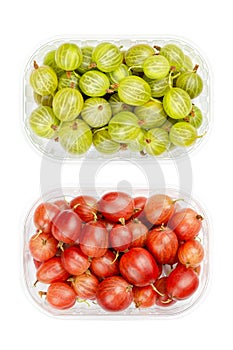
[27,191,205,312]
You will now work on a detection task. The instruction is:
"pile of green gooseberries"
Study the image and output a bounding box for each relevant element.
[28,41,206,157]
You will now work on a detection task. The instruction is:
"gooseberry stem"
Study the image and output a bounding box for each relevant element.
[140,150,147,156]
[119,217,125,225]
[77,298,91,307]
[66,71,72,78]
[178,199,205,221]
[32,229,42,240]
[195,236,202,242]
[168,70,180,88]
[33,280,39,287]
[57,241,64,251]
[126,285,133,292]
[106,88,115,94]
[111,251,119,264]
[110,83,119,90]
[150,283,165,297]
[161,298,172,304]
[159,223,166,231]
[128,65,141,72]
[172,72,181,80]
[92,126,108,135]
[196,131,207,139]
[92,212,98,222]
[154,45,161,52]
[107,83,119,94]
[67,277,75,283]
[172,198,184,204]
[72,70,81,78]
[73,203,80,209]
[33,60,39,69]
[38,291,46,298]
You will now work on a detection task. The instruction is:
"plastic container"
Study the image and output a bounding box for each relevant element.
[23,37,210,161]
[23,186,210,318]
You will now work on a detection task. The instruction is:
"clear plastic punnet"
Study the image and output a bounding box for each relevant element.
[22,186,210,319]
[23,37,211,161]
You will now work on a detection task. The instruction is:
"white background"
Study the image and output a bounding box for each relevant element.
[1,1,231,348]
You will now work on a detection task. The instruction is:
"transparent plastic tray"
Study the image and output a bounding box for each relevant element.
[23,186,210,318]
[23,37,211,161]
